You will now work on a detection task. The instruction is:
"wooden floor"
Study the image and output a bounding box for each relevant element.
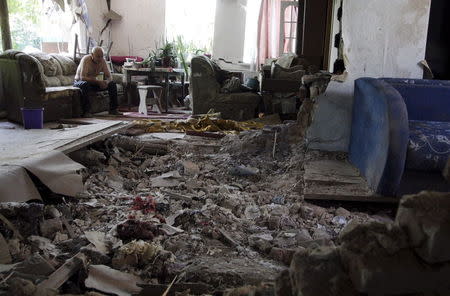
[303,159,398,203]
[0,120,133,165]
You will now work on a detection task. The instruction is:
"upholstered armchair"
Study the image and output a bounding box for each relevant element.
[190,56,261,121]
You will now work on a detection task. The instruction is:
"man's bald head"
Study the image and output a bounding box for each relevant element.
[91,46,104,64]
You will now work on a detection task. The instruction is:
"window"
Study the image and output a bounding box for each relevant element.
[3,0,41,52]
[243,0,262,64]
[165,0,216,54]
[280,1,299,54]
[41,0,73,54]
[1,0,73,53]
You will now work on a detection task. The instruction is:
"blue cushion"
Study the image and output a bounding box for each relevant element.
[407,120,450,171]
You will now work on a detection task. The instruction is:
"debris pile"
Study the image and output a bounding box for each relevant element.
[275,191,450,296]
[0,123,426,295]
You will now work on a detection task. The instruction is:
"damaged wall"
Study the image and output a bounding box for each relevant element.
[307,0,431,151]
[110,1,165,58]
[82,0,165,58]
[84,0,109,47]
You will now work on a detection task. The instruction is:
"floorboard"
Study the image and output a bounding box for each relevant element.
[0,120,132,164]
[303,159,398,203]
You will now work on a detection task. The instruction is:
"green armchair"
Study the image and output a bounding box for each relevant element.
[190,56,261,121]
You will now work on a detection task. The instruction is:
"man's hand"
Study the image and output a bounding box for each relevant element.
[98,80,108,90]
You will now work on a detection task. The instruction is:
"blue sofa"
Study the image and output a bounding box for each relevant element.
[349,78,450,197]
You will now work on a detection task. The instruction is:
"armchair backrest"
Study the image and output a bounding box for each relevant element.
[190,55,221,114]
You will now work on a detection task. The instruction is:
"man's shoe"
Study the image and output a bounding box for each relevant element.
[109,109,122,116]
[82,112,93,118]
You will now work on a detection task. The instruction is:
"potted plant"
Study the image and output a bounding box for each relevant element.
[159,40,176,68]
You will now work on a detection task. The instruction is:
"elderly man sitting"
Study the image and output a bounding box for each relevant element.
[74,47,120,117]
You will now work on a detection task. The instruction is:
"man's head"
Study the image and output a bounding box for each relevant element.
[91,47,104,64]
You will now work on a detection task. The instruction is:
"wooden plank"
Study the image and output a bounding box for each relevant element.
[304,192,399,203]
[55,121,134,154]
[304,160,365,185]
[303,159,398,203]
[36,253,85,291]
[304,182,398,203]
[58,118,106,125]
[1,121,131,163]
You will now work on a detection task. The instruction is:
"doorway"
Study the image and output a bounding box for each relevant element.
[296,0,333,70]
[425,0,450,80]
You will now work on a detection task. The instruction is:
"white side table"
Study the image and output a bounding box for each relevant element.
[137,85,163,115]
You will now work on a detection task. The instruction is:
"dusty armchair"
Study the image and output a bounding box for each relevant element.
[189,56,261,121]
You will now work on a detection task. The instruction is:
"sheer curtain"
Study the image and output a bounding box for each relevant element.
[243,0,262,70]
[257,0,282,67]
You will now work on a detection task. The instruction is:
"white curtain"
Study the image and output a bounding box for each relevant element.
[257,0,282,67]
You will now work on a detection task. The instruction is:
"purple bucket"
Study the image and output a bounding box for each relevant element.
[21,108,44,129]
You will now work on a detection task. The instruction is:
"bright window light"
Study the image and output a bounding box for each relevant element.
[243,0,262,64]
[165,0,216,53]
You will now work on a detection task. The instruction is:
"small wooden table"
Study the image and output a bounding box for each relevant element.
[123,67,185,112]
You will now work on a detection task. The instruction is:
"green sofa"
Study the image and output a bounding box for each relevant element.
[0,50,124,123]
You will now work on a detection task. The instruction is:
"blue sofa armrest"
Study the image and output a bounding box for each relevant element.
[349,78,409,196]
[381,78,450,122]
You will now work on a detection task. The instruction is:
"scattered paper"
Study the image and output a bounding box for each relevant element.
[151,171,182,187]
[85,265,143,296]
[160,224,184,236]
[85,231,109,254]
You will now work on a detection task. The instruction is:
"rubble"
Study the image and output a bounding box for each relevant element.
[396,191,450,263]
[287,247,358,296]
[116,220,161,241]
[0,119,447,295]
[112,240,163,269]
[275,191,450,296]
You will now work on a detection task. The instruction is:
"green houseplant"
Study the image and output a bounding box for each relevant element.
[159,40,176,67]
[174,36,209,80]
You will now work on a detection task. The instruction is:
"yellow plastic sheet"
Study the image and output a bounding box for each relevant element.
[133,116,264,134]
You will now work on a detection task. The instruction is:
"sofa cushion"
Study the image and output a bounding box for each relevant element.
[29,52,61,77]
[45,86,79,101]
[50,54,77,76]
[220,77,242,93]
[272,64,305,81]
[29,52,65,87]
[407,120,450,171]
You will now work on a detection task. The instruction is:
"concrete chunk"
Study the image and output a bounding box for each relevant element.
[289,247,358,296]
[339,221,450,295]
[396,191,450,263]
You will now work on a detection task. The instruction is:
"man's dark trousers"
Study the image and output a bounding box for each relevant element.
[73,80,118,114]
